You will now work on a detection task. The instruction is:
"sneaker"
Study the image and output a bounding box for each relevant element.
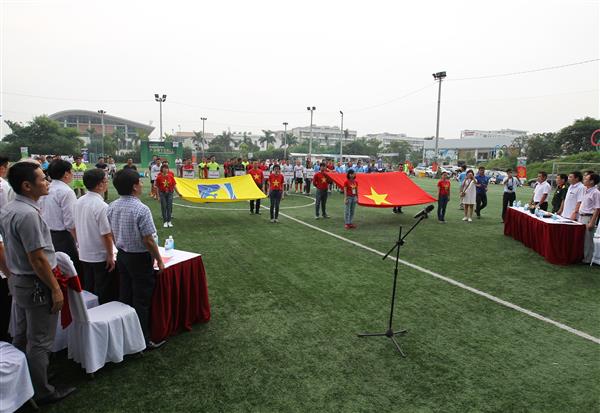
[255,212,261,215]
[168,222,173,227]
[344,224,351,229]
[250,211,254,214]
[145,340,166,351]
[274,219,279,223]
[462,217,468,221]
[315,216,321,220]
[163,222,168,228]
[350,224,356,229]
[468,218,473,222]
[323,215,330,219]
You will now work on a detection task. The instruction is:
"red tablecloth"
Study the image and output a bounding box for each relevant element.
[150,255,211,342]
[504,207,585,265]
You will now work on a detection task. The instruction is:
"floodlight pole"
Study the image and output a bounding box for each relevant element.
[283,122,288,160]
[307,106,315,159]
[339,111,344,162]
[154,93,167,141]
[432,71,446,170]
[97,109,106,157]
[201,117,207,157]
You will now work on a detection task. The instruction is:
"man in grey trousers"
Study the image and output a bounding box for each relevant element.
[0,161,76,405]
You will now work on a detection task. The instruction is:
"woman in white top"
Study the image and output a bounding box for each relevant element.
[460,169,477,222]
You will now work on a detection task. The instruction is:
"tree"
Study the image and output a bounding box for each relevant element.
[113,129,127,150]
[556,117,600,154]
[280,133,298,148]
[207,131,234,158]
[387,140,413,162]
[525,132,560,162]
[2,116,83,160]
[259,130,276,149]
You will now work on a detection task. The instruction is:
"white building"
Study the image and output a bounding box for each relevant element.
[460,129,527,140]
[423,136,517,163]
[290,125,358,147]
[364,132,425,150]
[172,131,215,149]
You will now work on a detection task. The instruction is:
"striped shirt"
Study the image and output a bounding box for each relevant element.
[107,196,156,253]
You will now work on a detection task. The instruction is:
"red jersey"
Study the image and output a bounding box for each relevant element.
[249,169,264,186]
[268,173,284,191]
[259,164,268,171]
[155,173,176,193]
[312,171,330,190]
[343,179,358,197]
[437,179,451,197]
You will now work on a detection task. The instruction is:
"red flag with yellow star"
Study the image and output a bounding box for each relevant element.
[327,172,436,208]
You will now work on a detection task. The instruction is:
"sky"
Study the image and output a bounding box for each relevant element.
[0,0,598,140]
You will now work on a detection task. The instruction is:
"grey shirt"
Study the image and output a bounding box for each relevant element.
[0,194,57,275]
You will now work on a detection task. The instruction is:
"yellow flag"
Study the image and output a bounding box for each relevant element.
[174,175,267,203]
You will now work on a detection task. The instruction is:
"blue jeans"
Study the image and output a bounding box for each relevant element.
[269,190,282,219]
[437,196,448,221]
[345,196,357,224]
[315,189,328,217]
[159,191,173,222]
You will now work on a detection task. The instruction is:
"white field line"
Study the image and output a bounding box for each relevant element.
[275,210,600,346]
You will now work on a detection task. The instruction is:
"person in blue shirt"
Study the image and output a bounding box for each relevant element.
[457,165,467,210]
[335,161,345,174]
[474,166,490,218]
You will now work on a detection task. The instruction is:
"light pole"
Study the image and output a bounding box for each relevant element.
[97,109,106,157]
[200,117,207,158]
[432,71,446,169]
[283,122,288,160]
[306,106,316,159]
[339,110,344,162]
[154,93,167,141]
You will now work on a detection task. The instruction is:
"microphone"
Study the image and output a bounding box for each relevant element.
[413,204,434,219]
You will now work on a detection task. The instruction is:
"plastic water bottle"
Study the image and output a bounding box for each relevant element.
[152,233,159,246]
[164,236,174,256]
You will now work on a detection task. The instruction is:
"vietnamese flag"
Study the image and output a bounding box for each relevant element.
[327,172,436,208]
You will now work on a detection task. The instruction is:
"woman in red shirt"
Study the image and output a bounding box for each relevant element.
[155,164,177,227]
[437,171,450,222]
[268,164,284,223]
[343,169,358,229]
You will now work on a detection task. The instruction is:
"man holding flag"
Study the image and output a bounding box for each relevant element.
[313,162,332,219]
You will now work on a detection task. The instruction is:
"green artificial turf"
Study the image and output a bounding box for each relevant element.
[39,177,599,413]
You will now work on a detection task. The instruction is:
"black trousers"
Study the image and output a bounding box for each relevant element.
[502,192,516,220]
[438,196,449,221]
[117,250,156,342]
[0,276,11,342]
[81,261,113,305]
[304,179,312,194]
[269,190,282,219]
[538,202,548,211]
[50,230,82,277]
[249,199,261,213]
[315,189,328,217]
[475,193,488,216]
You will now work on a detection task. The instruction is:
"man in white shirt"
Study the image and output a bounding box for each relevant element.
[531,171,551,211]
[559,171,585,220]
[0,156,15,212]
[40,159,81,275]
[74,169,115,303]
[577,173,600,263]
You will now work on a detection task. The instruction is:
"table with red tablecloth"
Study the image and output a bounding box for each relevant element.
[504,207,585,265]
[107,248,211,343]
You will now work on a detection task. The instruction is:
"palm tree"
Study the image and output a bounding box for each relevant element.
[260,130,276,149]
[280,133,298,148]
[193,130,207,156]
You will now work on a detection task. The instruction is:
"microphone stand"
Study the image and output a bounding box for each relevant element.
[357,210,431,357]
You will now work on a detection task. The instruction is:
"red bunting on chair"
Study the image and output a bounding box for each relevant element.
[326,171,436,208]
[52,267,83,329]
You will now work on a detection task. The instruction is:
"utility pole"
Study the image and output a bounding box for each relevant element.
[283,122,288,160]
[306,106,316,159]
[154,93,167,141]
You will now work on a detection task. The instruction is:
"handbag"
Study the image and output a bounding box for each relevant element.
[460,179,472,198]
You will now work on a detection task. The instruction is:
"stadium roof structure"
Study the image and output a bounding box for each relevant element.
[49,109,154,133]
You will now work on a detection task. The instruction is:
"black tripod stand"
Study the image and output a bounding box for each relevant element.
[357,209,432,357]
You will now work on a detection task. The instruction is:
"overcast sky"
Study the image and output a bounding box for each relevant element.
[1,0,598,140]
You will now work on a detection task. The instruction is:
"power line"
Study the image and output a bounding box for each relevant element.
[345,83,435,113]
[449,58,599,81]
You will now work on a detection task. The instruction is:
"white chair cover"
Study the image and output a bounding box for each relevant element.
[591,236,600,266]
[55,253,146,374]
[7,266,99,352]
[0,341,34,413]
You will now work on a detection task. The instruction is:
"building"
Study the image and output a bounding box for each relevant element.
[460,129,527,140]
[364,132,424,150]
[49,110,154,153]
[423,136,517,163]
[171,131,215,149]
[290,125,358,148]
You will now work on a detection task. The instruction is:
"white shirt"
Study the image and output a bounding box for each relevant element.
[533,181,551,203]
[562,182,585,218]
[150,164,161,180]
[293,165,304,178]
[74,191,112,262]
[0,177,15,212]
[40,180,77,231]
